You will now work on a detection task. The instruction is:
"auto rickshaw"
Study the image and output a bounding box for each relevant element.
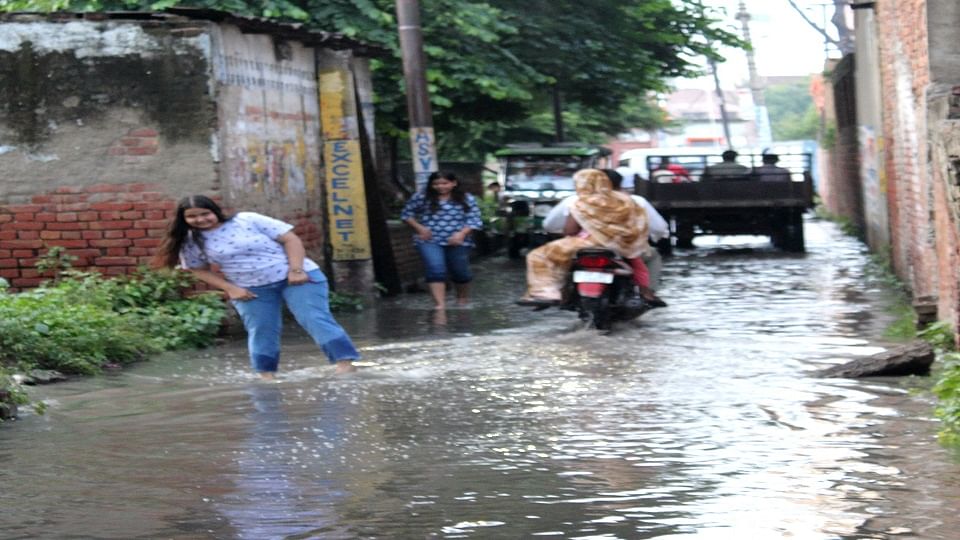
[494,143,612,258]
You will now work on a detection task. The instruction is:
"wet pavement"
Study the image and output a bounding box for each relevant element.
[1,216,959,539]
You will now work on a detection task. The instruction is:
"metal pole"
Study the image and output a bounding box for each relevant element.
[396,0,438,191]
[709,57,733,147]
[736,0,772,145]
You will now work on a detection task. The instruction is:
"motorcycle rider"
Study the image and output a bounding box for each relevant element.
[541,169,667,307]
[519,169,659,306]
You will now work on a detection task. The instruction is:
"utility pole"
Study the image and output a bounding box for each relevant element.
[736,0,772,146]
[709,56,733,148]
[396,0,438,191]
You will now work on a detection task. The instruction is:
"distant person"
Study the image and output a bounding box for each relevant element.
[754,153,792,182]
[615,165,645,192]
[650,157,692,183]
[154,195,360,380]
[702,150,750,181]
[401,171,483,310]
[484,181,502,203]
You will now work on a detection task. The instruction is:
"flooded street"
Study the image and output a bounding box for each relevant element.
[2,217,959,539]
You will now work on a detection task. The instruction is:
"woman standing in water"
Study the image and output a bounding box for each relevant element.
[401,171,483,309]
[154,195,359,379]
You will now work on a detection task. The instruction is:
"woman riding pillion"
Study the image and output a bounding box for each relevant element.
[519,168,663,306]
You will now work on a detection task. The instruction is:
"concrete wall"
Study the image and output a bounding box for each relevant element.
[854,8,891,250]
[0,18,217,287]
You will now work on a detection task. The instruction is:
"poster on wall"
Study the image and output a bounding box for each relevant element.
[214,28,321,199]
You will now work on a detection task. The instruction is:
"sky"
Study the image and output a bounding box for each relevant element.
[690,0,842,87]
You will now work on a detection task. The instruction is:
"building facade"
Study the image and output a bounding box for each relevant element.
[0,11,380,292]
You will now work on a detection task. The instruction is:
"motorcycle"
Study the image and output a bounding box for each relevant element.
[560,247,650,331]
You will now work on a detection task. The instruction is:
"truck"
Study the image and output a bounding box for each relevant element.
[494,143,612,258]
[633,151,815,253]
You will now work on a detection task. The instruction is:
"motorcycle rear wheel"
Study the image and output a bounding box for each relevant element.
[579,296,612,332]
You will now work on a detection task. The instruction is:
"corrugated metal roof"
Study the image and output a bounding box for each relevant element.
[0,8,389,57]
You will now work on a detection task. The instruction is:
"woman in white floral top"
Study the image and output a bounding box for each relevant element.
[155,195,359,379]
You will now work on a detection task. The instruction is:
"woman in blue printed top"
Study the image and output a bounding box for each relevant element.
[154,195,360,380]
[401,171,483,309]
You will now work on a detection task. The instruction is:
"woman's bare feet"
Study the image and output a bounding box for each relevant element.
[334,360,357,374]
[258,371,276,381]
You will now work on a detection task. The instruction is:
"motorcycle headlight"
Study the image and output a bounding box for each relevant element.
[533,203,554,218]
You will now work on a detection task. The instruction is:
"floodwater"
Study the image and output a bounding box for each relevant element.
[2,217,959,539]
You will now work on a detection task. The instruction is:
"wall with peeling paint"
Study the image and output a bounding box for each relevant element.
[0,19,217,199]
[0,13,378,291]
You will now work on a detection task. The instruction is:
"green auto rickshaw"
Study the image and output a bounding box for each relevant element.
[494,143,612,258]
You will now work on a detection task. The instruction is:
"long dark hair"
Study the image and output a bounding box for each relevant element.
[425,171,468,213]
[153,195,230,269]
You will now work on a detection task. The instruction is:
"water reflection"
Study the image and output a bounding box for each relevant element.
[215,384,350,539]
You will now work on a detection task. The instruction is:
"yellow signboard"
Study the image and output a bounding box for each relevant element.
[323,139,371,260]
[318,70,348,140]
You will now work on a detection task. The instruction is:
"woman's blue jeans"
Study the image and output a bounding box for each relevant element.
[231,270,360,373]
[416,243,473,283]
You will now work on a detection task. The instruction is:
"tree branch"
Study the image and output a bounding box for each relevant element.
[785,0,840,48]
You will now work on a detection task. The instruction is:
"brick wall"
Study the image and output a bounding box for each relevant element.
[877,0,937,296]
[0,184,175,289]
[876,0,960,340]
[387,220,424,291]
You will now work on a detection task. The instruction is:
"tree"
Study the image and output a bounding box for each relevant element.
[765,80,818,141]
[785,0,853,55]
[1,0,744,159]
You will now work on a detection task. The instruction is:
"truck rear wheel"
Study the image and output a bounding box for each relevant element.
[781,209,805,252]
[676,223,695,248]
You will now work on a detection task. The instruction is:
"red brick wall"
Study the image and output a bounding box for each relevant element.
[876,0,960,341]
[0,186,334,292]
[877,0,938,296]
[0,184,176,289]
[387,221,424,290]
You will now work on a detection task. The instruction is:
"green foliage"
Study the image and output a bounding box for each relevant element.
[919,321,956,353]
[329,290,363,312]
[0,267,227,377]
[765,80,819,142]
[34,246,78,281]
[934,352,960,446]
[0,0,743,160]
[815,205,863,240]
[882,304,917,342]
[821,121,837,149]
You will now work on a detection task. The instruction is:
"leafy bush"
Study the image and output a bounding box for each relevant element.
[934,352,960,446]
[0,267,227,377]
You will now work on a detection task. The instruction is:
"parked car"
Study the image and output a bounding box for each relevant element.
[494,143,612,258]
